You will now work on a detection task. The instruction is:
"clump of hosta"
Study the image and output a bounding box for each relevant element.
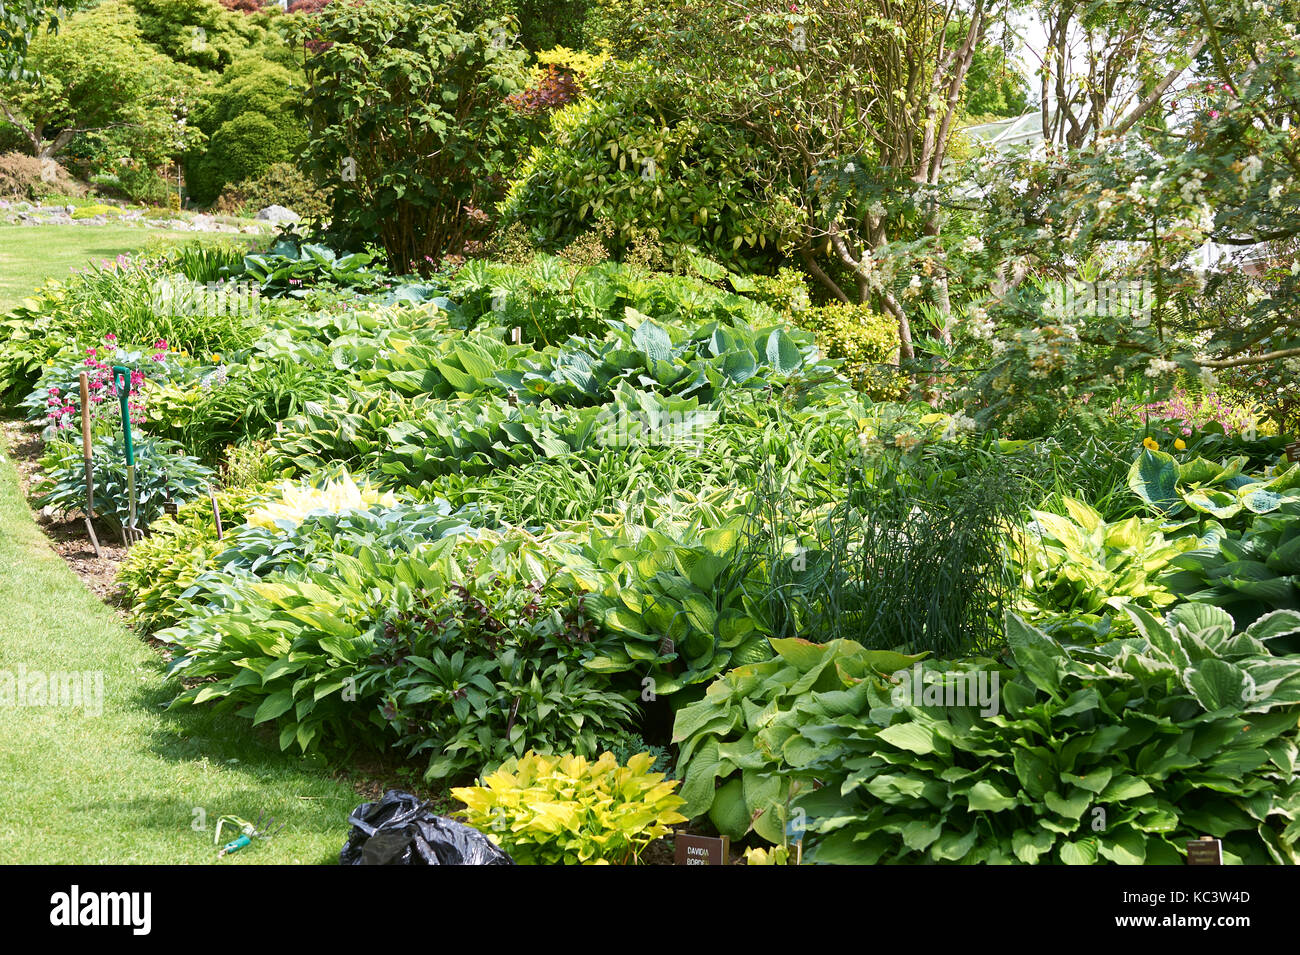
[246,472,398,530]
[453,751,687,865]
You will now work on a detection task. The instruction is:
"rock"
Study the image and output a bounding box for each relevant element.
[255,204,300,225]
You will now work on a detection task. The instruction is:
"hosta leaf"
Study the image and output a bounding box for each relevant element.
[1184,488,1242,519]
[1129,449,1181,514]
[1058,837,1099,865]
[764,328,802,375]
[253,690,294,726]
[1183,659,1254,712]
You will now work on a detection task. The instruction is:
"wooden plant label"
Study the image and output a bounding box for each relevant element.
[1186,836,1222,865]
[675,833,728,866]
[1287,441,1300,464]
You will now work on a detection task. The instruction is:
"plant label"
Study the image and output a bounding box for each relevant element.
[1287,441,1299,463]
[1186,836,1221,865]
[675,833,728,865]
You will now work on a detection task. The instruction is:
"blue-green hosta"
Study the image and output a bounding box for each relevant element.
[1130,448,1300,525]
[1163,502,1300,631]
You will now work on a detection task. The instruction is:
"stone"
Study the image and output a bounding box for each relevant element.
[254,204,300,225]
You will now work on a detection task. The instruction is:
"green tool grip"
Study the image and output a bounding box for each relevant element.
[112,365,134,466]
[222,833,252,855]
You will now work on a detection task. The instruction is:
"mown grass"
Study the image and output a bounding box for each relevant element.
[0,432,361,864]
[0,224,259,314]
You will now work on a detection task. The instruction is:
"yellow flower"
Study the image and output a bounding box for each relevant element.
[1174,438,1186,451]
[1143,437,1159,451]
[211,353,222,362]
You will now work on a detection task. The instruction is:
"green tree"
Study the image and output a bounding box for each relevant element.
[950,0,1300,432]
[0,0,196,164]
[0,0,59,81]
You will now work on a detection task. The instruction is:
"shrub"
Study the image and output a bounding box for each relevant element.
[294,0,529,271]
[189,113,299,206]
[502,60,795,272]
[217,161,331,220]
[796,301,900,395]
[0,152,87,200]
[452,751,686,864]
[185,57,308,204]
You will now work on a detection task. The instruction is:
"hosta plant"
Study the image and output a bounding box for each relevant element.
[671,638,924,843]
[1162,503,1300,632]
[1129,448,1300,526]
[787,608,1300,864]
[37,434,214,537]
[1012,496,1201,627]
[245,470,399,531]
[452,750,687,865]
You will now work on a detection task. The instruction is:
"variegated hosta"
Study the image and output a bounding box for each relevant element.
[1011,496,1201,626]
[245,471,398,531]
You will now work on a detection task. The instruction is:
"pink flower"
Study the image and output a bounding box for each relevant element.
[104,333,117,342]
[86,347,97,356]
[153,339,168,351]
[1210,110,1220,119]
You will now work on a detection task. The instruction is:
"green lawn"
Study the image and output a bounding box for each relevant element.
[0,219,350,863]
[0,223,258,314]
[0,446,360,863]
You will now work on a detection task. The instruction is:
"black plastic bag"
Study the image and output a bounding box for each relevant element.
[340,790,514,865]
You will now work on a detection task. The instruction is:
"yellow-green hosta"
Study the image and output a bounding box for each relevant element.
[246,473,398,531]
[453,750,687,865]
[1013,496,1201,620]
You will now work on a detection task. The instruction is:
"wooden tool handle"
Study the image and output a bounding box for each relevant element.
[79,372,93,456]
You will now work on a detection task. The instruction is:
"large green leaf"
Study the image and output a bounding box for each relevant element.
[764,328,802,375]
[1129,449,1181,514]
